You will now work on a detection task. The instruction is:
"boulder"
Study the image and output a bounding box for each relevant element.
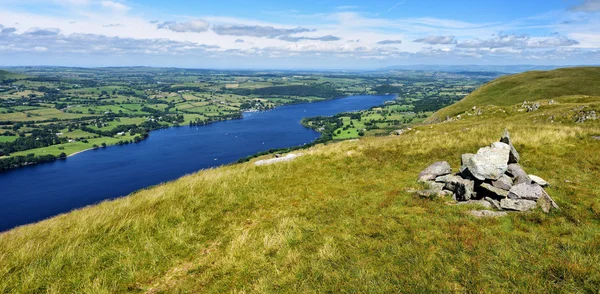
[508,183,544,200]
[434,175,454,183]
[491,174,513,191]
[480,183,509,199]
[418,161,452,182]
[500,129,520,164]
[468,210,508,218]
[466,142,511,181]
[443,175,476,201]
[424,181,445,191]
[537,189,559,213]
[484,197,503,210]
[507,164,531,185]
[500,199,537,211]
[459,153,474,173]
[529,175,549,187]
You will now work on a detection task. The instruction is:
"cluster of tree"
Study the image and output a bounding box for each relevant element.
[412,96,459,112]
[0,152,66,172]
[230,84,344,98]
[0,129,66,156]
[372,85,405,95]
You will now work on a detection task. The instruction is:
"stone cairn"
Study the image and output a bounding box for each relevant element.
[416,129,558,216]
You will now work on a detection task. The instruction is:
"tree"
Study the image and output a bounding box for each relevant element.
[59,152,67,159]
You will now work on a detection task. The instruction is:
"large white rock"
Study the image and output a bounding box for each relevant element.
[466,142,511,181]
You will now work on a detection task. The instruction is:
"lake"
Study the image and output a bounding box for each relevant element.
[0,95,394,231]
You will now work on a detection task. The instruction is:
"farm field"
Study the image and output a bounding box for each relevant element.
[0,67,493,171]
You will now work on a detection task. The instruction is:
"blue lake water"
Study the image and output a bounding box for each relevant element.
[0,95,394,231]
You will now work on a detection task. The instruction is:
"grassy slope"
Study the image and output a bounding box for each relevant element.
[0,70,26,80]
[429,67,600,121]
[1,78,600,292]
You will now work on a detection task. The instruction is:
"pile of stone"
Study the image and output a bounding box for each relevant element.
[417,129,558,215]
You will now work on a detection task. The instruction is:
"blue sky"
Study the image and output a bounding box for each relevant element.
[0,0,599,69]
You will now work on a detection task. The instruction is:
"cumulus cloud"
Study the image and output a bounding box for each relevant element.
[527,36,579,48]
[212,25,314,38]
[2,27,17,34]
[279,35,341,42]
[157,19,210,33]
[234,39,244,43]
[377,39,402,45]
[0,30,220,55]
[24,28,60,36]
[571,0,600,12]
[413,35,456,45]
[456,34,578,49]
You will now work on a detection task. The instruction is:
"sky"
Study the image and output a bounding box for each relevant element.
[0,0,599,69]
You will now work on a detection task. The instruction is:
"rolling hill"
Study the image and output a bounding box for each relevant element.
[429,67,600,121]
[0,70,26,80]
[1,68,599,292]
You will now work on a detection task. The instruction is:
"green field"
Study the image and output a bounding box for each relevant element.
[0,135,17,142]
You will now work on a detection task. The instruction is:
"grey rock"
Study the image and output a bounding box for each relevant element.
[491,174,513,191]
[480,183,509,198]
[434,175,454,183]
[537,189,559,213]
[507,164,531,185]
[443,176,476,201]
[418,161,452,182]
[459,153,474,173]
[500,129,520,164]
[468,210,508,218]
[592,136,600,141]
[484,197,503,210]
[466,142,511,181]
[424,181,445,191]
[529,175,549,187]
[500,198,537,211]
[508,183,544,200]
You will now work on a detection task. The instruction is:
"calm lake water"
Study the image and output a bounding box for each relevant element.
[0,95,394,231]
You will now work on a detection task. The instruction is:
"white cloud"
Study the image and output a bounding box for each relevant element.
[414,36,456,45]
[157,20,210,33]
[571,0,600,12]
[377,40,402,45]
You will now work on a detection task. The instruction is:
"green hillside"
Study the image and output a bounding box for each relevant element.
[1,69,600,292]
[430,67,600,121]
[0,70,26,80]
